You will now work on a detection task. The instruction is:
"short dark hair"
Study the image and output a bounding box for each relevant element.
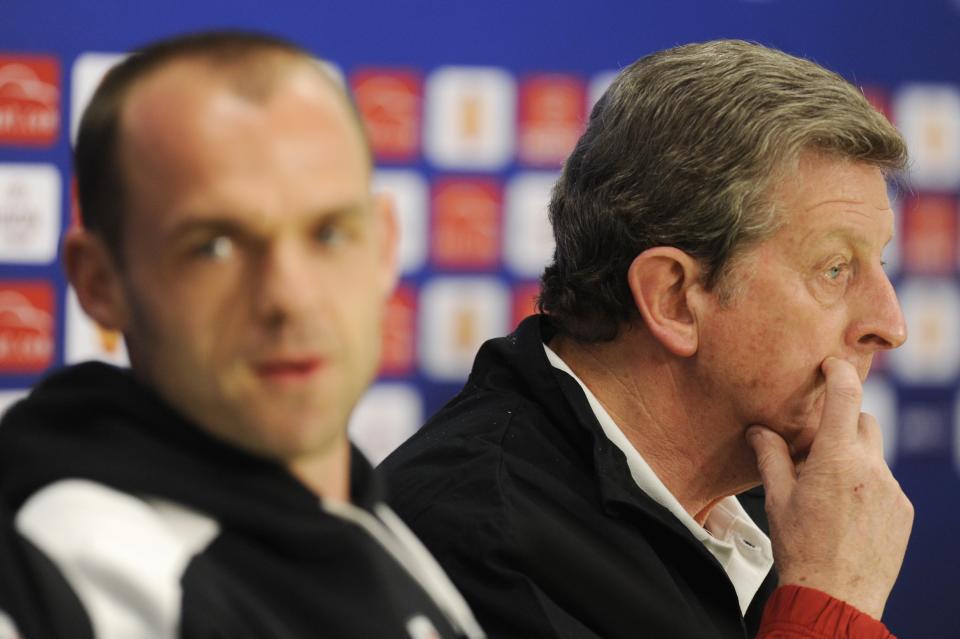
[539,40,908,343]
[74,30,354,263]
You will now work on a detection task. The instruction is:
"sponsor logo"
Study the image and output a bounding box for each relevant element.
[503,172,558,277]
[349,383,422,465]
[64,286,127,366]
[861,85,892,122]
[419,276,509,381]
[0,163,61,263]
[862,375,898,465]
[352,69,421,161]
[518,74,585,166]
[424,66,515,170]
[512,281,542,330]
[431,177,501,269]
[380,284,416,376]
[893,84,960,190]
[373,170,428,274]
[0,281,55,373]
[70,52,124,144]
[901,194,958,274]
[0,55,59,146]
[889,277,960,384]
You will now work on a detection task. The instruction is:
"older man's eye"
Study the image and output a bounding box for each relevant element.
[825,263,848,280]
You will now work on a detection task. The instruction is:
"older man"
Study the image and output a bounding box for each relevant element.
[0,32,482,639]
[381,40,913,638]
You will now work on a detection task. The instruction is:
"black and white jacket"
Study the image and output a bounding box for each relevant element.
[0,362,484,639]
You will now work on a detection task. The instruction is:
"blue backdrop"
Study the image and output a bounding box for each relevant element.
[1,1,958,636]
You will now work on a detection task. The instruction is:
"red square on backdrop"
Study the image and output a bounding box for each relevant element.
[861,85,892,123]
[0,55,60,147]
[351,69,421,162]
[431,178,502,269]
[902,194,958,274]
[379,284,417,376]
[0,281,55,372]
[518,74,586,167]
[512,282,541,330]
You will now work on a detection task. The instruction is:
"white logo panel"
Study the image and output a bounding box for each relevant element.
[374,170,428,274]
[862,375,899,465]
[0,163,60,263]
[504,172,558,277]
[425,66,515,170]
[893,84,960,190]
[70,52,125,145]
[889,277,960,384]
[883,189,903,276]
[64,286,128,366]
[349,383,422,466]
[419,277,509,381]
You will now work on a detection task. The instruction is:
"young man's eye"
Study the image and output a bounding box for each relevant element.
[315,223,346,245]
[195,235,234,259]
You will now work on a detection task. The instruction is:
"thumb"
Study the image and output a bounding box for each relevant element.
[746,426,795,512]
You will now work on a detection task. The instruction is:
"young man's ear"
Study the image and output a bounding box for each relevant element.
[63,227,130,332]
[627,247,703,357]
[372,191,400,296]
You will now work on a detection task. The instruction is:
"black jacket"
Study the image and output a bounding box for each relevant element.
[381,315,778,639]
[0,362,483,639]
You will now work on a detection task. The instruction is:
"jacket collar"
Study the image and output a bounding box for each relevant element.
[478,315,719,545]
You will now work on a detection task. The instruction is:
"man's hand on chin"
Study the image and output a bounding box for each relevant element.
[746,357,914,620]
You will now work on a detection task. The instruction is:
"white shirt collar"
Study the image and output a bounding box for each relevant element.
[543,343,773,615]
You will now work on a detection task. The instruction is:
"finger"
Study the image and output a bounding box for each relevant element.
[812,357,863,449]
[857,412,884,457]
[746,426,796,510]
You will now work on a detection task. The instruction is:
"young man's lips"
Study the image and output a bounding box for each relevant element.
[255,358,324,381]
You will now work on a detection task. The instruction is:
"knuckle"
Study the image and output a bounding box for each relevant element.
[831,381,863,404]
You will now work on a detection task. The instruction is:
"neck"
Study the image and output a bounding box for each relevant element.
[288,434,352,502]
[550,330,758,522]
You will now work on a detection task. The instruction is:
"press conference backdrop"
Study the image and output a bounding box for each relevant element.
[1,0,958,634]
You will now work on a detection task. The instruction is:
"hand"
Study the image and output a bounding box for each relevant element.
[746,357,913,620]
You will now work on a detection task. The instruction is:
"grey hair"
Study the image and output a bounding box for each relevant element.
[538,39,907,342]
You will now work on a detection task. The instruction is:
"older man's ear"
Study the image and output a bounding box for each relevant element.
[627,247,704,358]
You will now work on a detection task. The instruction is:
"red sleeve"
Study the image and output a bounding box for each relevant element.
[757,585,896,639]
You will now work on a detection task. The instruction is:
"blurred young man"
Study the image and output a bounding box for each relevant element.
[382,40,912,639]
[0,32,482,639]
